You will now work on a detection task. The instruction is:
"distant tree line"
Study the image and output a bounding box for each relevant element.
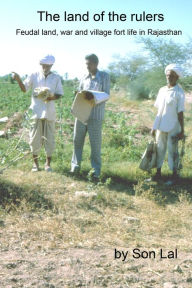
[107,38,192,99]
[1,38,192,100]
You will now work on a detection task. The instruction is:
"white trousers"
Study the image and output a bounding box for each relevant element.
[156,124,181,171]
[29,119,55,157]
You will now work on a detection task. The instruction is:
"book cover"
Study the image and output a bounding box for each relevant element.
[0,0,191,287]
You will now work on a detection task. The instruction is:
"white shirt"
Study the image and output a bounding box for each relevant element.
[153,84,185,132]
[24,71,63,121]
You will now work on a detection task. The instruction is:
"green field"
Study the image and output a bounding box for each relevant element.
[0,81,192,287]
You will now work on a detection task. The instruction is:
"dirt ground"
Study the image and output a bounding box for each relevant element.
[0,94,192,288]
[0,245,192,288]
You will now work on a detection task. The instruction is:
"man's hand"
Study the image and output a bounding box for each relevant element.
[84,91,94,100]
[11,72,26,92]
[177,131,185,140]
[12,72,21,82]
[46,93,55,101]
[46,93,61,101]
[46,96,54,101]
[151,129,156,138]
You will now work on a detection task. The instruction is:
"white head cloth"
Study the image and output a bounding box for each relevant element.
[165,63,183,78]
[40,55,55,65]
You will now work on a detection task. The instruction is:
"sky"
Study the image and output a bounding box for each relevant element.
[1,0,192,78]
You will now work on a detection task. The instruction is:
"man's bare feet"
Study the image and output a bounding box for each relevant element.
[45,164,52,172]
[165,172,179,186]
[31,165,39,172]
[145,168,161,182]
[45,156,52,172]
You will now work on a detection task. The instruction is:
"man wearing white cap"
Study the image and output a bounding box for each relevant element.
[151,63,185,184]
[12,55,63,172]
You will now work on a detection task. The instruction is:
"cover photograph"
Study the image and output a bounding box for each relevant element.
[0,0,192,287]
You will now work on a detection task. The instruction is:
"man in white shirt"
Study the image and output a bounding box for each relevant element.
[151,64,185,184]
[12,55,63,172]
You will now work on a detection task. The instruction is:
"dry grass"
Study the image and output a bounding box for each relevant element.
[1,93,192,287]
[0,168,192,287]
